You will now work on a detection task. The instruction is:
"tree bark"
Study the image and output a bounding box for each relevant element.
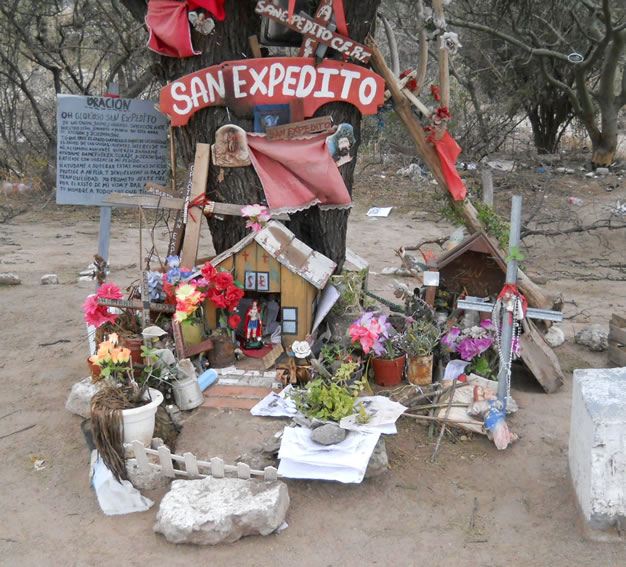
[120,0,381,269]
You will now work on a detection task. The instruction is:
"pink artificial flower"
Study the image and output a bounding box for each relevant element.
[442,327,460,350]
[480,318,494,330]
[82,295,118,328]
[96,282,123,300]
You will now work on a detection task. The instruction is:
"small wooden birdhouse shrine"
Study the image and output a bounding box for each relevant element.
[434,232,507,297]
[204,220,336,343]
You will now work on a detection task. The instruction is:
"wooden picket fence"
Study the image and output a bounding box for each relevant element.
[127,440,279,481]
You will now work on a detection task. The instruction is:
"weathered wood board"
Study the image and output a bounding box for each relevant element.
[519,318,564,393]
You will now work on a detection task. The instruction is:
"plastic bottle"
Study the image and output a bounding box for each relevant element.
[568,196,584,206]
[197,368,218,391]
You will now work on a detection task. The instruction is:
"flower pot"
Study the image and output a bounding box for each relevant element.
[121,388,163,447]
[87,357,101,380]
[207,335,235,368]
[371,354,407,387]
[407,353,434,386]
[172,376,204,410]
[121,335,144,366]
[181,321,204,347]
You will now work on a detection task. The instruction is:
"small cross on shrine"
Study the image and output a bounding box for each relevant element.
[262,253,269,263]
[455,196,563,405]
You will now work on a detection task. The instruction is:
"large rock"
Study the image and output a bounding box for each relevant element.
[0,273,20,285]
[364,436,389,479]
[40,274,59,285]
[575,325,609,352]
[311,423,346,445]
[569,367,626,538]
[65,377,101,418]
[154,477,289,545]
[544,326,565,348]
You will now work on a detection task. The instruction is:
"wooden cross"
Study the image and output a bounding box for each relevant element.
[454,196,564,400]
[255,0,372,63]
[172,321,214,360]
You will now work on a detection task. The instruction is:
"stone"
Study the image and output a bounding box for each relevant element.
[40,274,59,285]
[0,272,21,285]
[585,172,596,178]
[311,423,347,445]
[575,324,609,352]
[126,457,171,491]
[569,367,626,537]
[595,167,610,176]
[153,477,289,545]
[364,437,389,478]
[544,326,565,348]
[65,377,101,418]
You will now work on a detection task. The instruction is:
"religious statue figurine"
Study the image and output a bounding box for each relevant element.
[468,385,514,450]
[244,300,263,349]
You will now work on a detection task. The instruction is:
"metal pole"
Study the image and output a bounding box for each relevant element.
[497,195,522,404]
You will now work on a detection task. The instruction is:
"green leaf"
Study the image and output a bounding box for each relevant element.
[506,246,525,263]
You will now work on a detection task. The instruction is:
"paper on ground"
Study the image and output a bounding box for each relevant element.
[250,385,300,417]
[278,426,380,483]
[340,395,406,434]
[367,206,392,217]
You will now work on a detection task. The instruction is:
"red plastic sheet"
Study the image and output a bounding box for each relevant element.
[431,131,467,201]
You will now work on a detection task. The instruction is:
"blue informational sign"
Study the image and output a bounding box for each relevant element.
[56,94,168,206]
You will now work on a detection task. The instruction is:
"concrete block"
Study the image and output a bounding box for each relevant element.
[569,367,626,537]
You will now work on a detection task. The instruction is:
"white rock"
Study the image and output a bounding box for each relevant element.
[154,477,289,545]
[126,458,171,491]
[569,368,626,536]
[65,377,102,418]
[0,273,21,285]
[575,325,609,352]
[364,437,388,478]
[595,167,610,176]
[544,326,565,348]
[585,172,596,178]
[41,274,59,285]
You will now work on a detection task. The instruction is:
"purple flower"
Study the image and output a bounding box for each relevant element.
[166,255,180,268]
[442,327,461,350]
[457,337,493,361]
[480,318,494,330]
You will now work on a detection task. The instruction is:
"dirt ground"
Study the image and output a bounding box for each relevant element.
[0,154,624,566]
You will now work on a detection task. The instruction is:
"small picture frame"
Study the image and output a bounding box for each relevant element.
[257,271,269,291]
[244,271,257,290]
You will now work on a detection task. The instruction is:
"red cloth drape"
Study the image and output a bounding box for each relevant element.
[187,0,226,21]
[431,131,467,201]
[246,132,352,214]
[146,0,200,58]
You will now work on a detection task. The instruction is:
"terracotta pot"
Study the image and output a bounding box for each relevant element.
[371,354,407,387]
[121,336,144,366]
[87,357,101,380]
[207,335,236,368]
[406,353,434,386]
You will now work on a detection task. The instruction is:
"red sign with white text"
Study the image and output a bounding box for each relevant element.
[159,57,385,127]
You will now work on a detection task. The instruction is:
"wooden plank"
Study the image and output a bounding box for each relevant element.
[183,338,214,358]
[298,0,333,57]
[255,2,372,63]
[261,343,284,369]
[519,319,564,393]
[103,192,184,209]
[97,297,175,313]
[608,314,626,345]
[183,452,200,479]
[608,343,626,367]
[266,115,333,141]
[158,445,175,478]
[180,144,210,268]
[168,166,195,257]
[248,34,263,58]
[145,182,182,198]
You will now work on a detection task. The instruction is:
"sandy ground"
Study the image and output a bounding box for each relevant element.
[0,157,624,566]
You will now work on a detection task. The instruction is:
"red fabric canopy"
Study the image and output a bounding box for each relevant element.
[187,0,226,21]
[246,132,352,214]
[146,0,200,58]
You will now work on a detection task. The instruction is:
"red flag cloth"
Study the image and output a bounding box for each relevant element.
[146,0,200,58]
[187,0,226,21]
[246,132,352,214]
[431,131,467,201]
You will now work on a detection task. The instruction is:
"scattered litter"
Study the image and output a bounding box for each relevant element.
[396,164,422,179]
[381,266,412,275]
[485,159,515,172]
[367,207,392,217]
[339,395,406,434]
[567,196,584,206]
[31,457,47,471]
[251,385,300,418]
[611,200,626,216]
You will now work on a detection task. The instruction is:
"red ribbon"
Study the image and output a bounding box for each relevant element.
[497,283,528,324]
[187,194,211,223]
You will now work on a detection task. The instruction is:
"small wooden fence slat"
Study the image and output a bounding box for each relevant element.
[129,441,280,481]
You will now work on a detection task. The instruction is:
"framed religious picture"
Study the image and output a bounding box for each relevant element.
[254,104,291,133]
[257,271,270,291]
[244,270,257,290]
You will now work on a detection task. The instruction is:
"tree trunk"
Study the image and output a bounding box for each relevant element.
[121,0,381,269]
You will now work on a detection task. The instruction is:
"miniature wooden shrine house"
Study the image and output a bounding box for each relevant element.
[204,220,336,343]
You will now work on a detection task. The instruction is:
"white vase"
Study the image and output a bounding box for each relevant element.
[122,388,163,447]
[172,376,204,411]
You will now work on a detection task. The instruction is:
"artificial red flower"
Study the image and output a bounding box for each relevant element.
[215,271,234,291]
[228,314,241,329]
[206,288,228,309]
[430,84,441,101]
[224,284,244,309]
[200,262,217,282]
[435,106,451,121]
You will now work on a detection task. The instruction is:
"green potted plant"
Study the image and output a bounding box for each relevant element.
[349,312,406,388]
[401,318,442,386]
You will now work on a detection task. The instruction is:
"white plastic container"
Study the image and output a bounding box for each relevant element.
[121,388,163,446]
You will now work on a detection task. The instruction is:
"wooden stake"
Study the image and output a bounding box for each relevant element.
[169,125,177,193]
[430,377,457,462]
[248,35,262,58]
